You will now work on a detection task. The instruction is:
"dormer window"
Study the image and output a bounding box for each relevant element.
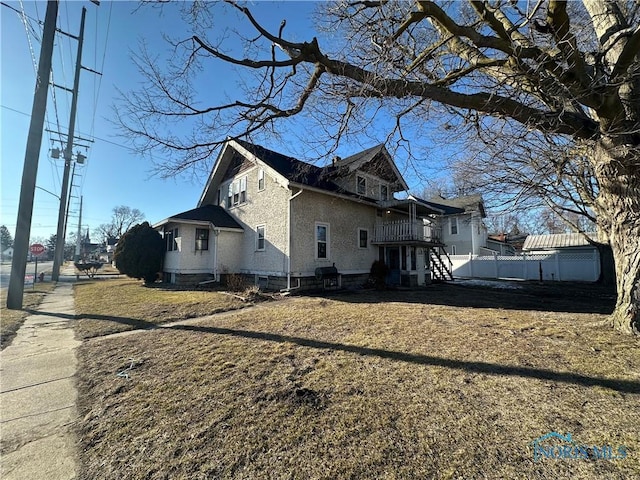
[357,175,366,195]
[380,184,389,201]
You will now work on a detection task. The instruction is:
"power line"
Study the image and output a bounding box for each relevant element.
[3,104,134,152]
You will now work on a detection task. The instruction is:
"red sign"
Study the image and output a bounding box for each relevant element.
[29,243,46,256]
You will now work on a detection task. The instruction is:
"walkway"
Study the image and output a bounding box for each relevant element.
[1,279,79,480]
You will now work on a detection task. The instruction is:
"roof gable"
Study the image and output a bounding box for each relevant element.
[332,144,408,191]
[199,139,411,206]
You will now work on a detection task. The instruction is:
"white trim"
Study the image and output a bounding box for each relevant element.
[450,216,459,235]
[356,175,366,195]
[380,184,389,201]
[256,224,266,251]
[315,222,330,260]
[258,168,265,191]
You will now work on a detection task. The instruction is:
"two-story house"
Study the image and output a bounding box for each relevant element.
[153,139,466,290]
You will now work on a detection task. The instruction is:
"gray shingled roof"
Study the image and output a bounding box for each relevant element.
[522,232,596,250]
[155,205,243,230]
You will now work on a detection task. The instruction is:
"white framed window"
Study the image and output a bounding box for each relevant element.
[258,168,265,191]
[227,176,248,207]
[239,176,247,203]
[256,225,265,251]
[315,222,329,259]
[358,228,368,249]
[195,228,209,251]
[356,175,366,195]
[450,217,458,235]
[380,184,389,201]
[166,227,179,251]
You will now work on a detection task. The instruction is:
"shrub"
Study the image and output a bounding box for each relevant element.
[226,273,247,292]
[114,222,164,284]
[370,260,389,288]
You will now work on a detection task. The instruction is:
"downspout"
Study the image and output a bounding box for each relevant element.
[287,188,304,290]
[470,214,476,255]
[212,226,220,282]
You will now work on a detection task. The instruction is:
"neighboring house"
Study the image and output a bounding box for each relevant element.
[2,247,14,260]
[424,194,490,256]
[154,139,484,289]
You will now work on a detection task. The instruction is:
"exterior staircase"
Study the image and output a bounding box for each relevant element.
[429,246,453,281]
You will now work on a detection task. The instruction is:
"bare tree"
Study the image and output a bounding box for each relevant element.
[119,1,640,334]
[94,206,145,241]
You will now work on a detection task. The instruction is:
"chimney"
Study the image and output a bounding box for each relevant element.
[332,156,341,166]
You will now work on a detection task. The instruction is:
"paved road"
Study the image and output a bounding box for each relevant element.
[0,261,54,289]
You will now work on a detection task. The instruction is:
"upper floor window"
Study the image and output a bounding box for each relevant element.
[227,176,248,208]
[195,228,209,251]
[258,168,265,191]
[380,184,389,201]
[356,175,366,195]
[450,217,458,235]
[316,223,329,259]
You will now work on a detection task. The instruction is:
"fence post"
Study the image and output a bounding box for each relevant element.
[494,251,498,279]
[468,252,474,278]
[523,252,527,280]
[555,252,561,281]
[593,250,599,281]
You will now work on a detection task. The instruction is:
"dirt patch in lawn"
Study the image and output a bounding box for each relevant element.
[76,283,639,479]
[1,282,56,350]
[73,278,246,339]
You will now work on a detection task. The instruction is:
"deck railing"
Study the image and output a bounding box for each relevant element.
[373,221,441,243]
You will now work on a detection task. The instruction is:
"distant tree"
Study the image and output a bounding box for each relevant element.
[44,234,76,261]
[114,222,164,284]
[0,225,13,251]
[45,234,57,260]
[95,206,145,241]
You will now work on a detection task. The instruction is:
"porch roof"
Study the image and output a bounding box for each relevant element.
[153,205,243,231]
[387,196,446,217]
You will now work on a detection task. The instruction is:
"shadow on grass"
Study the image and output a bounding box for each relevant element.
[25,309,153,331]
[323,282,616,315]
[169,323,639,394]
[35,307,636,394]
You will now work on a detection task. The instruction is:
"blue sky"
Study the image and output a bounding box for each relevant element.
[1,1,448,243]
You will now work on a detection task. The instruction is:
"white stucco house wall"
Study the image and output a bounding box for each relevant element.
[153,139,482,289]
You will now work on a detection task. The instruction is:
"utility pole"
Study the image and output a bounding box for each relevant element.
[52,6,86,281]
[7,1,58,310]
[75,196,83,262]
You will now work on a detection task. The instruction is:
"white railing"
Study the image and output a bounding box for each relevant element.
[373,221,441,243]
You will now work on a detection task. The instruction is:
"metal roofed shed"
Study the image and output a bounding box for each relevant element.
[522,232,597,251]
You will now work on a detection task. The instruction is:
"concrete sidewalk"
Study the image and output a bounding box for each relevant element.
[1,280,79,479]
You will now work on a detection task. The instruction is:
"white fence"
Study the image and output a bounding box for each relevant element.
[450,251,600,282]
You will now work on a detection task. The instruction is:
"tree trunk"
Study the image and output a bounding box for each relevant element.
[592,142,640,335]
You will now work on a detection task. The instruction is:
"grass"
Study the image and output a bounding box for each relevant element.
[75,283,640,479]
[0,282,56,350]
[73,278,247,338]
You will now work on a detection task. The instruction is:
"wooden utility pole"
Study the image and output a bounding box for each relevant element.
[52,6,86,281]
[7,1,58,309]
[75,196,83,262]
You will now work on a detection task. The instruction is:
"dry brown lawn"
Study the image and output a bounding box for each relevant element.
[73,278,246,338]
[0,282,56,349]
[75,283,640,480]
